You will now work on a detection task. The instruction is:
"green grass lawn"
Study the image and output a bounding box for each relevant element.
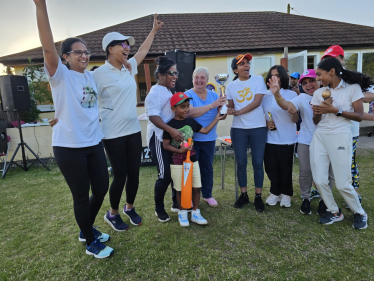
[1,149,374,281]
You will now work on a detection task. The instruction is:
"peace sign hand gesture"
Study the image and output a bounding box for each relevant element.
[152,13,164,33]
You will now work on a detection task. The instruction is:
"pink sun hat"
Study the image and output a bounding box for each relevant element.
[299,69,317,84]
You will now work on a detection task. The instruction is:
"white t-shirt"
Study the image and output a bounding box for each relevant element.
[290,93,316,145]
[145,84,174,146]
[311,80,364,134]
[226,75,269,129]
[45,58,103,148]
[92,58,140,139]
[262,89,298,145]
[351,121,359,137]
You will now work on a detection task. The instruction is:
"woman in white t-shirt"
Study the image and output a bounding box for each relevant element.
[310,57,372,229]
[33,0,112,259]
[262,65,299,208]
[226,54,269,212]
[145,56,184,223]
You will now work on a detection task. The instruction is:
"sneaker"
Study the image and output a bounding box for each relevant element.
[155,209,170,222]
[300,199,311,215]
[319,208,344,225]
[123,205,142,226]
[353,213,368,229]
[191,209,208,225]
[280,195,291,208]
[79,226,110,242]
[317,200,328,216]
[254,196,265,212]
[86,239,114,259]
[104,211,129,232]
[310,188,320,199]
[203,197,218,207]
[234,193,249,208]
[178,210,189,227]
[171,202,179,213]
[266,193,281,206]
[346,195,362,209]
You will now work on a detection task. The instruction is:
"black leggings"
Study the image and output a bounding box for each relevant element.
[103,132,142,209]
[53,142,109,243]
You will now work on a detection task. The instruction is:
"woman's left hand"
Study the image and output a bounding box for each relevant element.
[312,98,337,114]
[124,61,132,72]
[152,13,164,32]
[49,117,58,128]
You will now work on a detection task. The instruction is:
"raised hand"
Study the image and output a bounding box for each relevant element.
[267,76,280,95]
[153,13,164,33]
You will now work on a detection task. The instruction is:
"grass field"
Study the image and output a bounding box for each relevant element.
[1,149,374,281]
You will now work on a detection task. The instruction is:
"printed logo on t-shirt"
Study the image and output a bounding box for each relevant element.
[171,125,194,148]
[236,87,253,103]
[81,84,98,108]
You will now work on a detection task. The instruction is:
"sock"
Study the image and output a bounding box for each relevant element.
[109,212,117,217]
[125,204,132,211]
[241,192,248,197]
[255,193,262,198]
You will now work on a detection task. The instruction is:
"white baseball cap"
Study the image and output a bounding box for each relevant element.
[102,32,135,51]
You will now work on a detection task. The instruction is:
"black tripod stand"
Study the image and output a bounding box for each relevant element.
[2,112,50,179]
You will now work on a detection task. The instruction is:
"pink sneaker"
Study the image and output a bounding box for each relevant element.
[203,197,218,207]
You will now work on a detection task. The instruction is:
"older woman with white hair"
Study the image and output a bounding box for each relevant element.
[184,67,226,207]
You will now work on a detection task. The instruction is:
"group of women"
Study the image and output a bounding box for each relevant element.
[34,0,372,259]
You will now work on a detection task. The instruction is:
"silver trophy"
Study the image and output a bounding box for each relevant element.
[214,74,229,115]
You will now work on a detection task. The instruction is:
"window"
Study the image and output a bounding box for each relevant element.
[362,52,374,78]
[344,53,358,72]
[307,56,315,69]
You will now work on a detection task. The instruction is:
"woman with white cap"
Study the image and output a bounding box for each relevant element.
[94,15,163,231]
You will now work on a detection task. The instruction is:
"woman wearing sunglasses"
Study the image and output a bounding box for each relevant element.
[145,56,184,222]
[95,15,163,232]
[33,0,112,258]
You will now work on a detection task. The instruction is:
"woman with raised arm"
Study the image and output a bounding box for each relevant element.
[310,57,372,229]
[33,0,112,258]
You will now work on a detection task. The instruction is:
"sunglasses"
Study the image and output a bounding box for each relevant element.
[114,42,130,49]
[167,71,179,77]
[67,50,91,57]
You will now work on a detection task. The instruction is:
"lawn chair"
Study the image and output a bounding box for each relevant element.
[11,120,25,128]
[0,135,11,178]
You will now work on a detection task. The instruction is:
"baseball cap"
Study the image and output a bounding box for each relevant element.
[231,53,253,69]
[102,32,135,51]
[299,69,317,84]
[170,92,193,107]
[290,72,300,79]
[321,45,344,60]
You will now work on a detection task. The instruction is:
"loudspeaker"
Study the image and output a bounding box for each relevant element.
[0,75,31,112]
[0,119,7,155]
[165,50,196,93]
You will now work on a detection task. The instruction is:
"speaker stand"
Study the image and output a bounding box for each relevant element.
[2,112,50,179]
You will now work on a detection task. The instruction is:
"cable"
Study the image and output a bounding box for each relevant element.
[291,7,304,16]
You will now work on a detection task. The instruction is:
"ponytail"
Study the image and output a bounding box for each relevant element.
[318,57,374,92]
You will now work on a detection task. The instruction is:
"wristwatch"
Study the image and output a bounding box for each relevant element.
[335,109,343,117]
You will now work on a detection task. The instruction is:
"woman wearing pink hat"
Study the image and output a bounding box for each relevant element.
[267,69,334,215]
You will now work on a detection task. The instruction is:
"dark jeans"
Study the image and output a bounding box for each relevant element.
[264,143,295,196]
[103,132,142,209]
[193,140,215,198]
[53,142,109,244]
[148,133,176,211]
[230,127,267,188]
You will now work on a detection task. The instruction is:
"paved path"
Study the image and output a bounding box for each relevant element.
[357,136,374,150]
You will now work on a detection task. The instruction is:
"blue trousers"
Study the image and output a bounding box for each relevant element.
[193,140,216,198]
[230,127,267,188]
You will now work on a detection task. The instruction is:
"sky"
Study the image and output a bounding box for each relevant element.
[1,0,374,72]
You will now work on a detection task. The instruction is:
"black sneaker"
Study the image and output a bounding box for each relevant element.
[319,208,344,225]
[317,200,328,216]
[254,196,265,212]
[155,209,170,222]
[300,199,311,215]
[235,193,249,208]
[353,213,368,229]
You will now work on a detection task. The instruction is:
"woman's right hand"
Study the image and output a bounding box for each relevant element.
[168,128,184,143]
[266,120,276,130]
[287,104,298,114]
[211,96,226,108]
[49,117,58,128]
[267,76,281,95]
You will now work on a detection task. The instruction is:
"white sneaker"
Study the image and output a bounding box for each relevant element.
[178,210,189,227]
[191,209,208,225]
[280,194,291,208]
[266,193,281,206]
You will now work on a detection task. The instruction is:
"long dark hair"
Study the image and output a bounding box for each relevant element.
[60,38,87,69]
[154,56,176,80]
[318,57,374,92]
[265,65,289,90]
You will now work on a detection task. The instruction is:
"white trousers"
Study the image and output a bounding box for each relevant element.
[310,131,365,215]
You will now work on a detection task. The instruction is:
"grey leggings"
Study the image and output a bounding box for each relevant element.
[230,127,267,188]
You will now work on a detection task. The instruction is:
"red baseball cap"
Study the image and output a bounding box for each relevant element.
[321,45,344,60]
[170,92,193,107]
